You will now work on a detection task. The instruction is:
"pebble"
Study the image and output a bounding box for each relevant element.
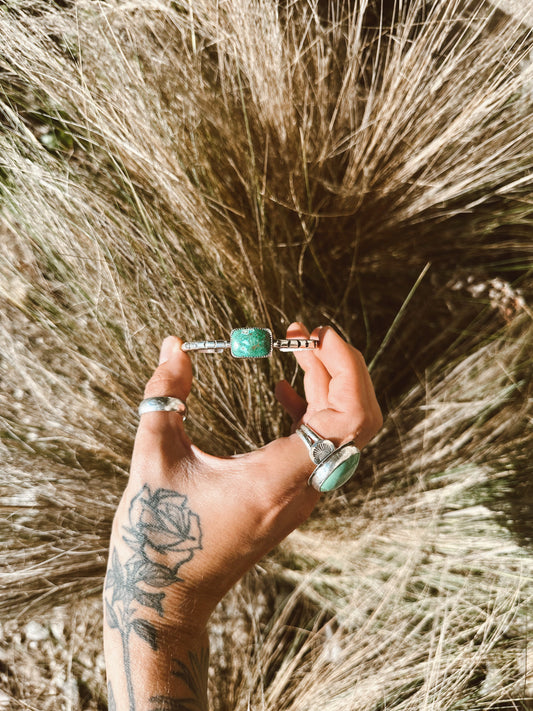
[24,621,49,642]
[62,677,80,707]
[50,620,65,641]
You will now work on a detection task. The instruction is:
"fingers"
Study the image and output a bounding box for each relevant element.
[143,336,192,400]
[276,323,381,477]
[306,326,383,448]
[286,322,330,414]
[134,336,193,466]
[275,379,307,423]
[245,324,382,503]
[276,322,382,450]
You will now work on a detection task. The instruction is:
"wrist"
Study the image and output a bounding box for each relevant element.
[105,612,210,711]
[104,525,211,711]
[105,533,213,639]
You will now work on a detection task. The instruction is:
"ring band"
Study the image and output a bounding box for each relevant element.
[295,423,360,492]
[296,423,336,465]
[138,396,188,421]
[182,328,318,358]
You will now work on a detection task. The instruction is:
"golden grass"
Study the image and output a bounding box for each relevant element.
[0,0,531,708]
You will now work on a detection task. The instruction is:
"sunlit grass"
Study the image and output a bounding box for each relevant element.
[0,0,531,708]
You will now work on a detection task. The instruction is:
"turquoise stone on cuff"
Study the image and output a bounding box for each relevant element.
[308,443,360,492]
[318,451,360,492]
[230,328,273,358]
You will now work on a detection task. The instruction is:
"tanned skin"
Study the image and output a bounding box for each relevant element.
[104,323,382,709]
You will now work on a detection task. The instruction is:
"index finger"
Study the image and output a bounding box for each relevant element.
[134,336,193,464]
[317,327,380,419]
[314,326,363,380]
[302,326,382,447]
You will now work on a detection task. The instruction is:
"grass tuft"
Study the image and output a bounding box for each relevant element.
[0,1,531,708]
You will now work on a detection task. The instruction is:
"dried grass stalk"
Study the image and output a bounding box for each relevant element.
[0,0,531,708]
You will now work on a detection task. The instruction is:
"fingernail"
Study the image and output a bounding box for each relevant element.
[318,325,329,341]
[159,336,175,365]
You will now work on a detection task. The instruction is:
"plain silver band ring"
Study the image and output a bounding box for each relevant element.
[138,396,188,421]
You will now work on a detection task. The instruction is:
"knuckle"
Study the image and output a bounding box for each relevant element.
[345,422,362,443]
[350,346,367,368]
[352,346,364,362]
[144,371,175,397]
[346,407,381,442]
[348,409,367,436]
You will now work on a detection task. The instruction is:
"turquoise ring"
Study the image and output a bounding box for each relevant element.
[296,423,360,492]
[182,327,319,358]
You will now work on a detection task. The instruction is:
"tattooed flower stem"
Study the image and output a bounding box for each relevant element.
[123,626,135,711]
[105,486,205,710]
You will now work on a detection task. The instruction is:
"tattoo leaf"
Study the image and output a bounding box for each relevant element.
[105,548,123,590]
[138,561,179,587]
[133,588,165,616]
[123,534,143,554]
[131,618,158,650]
[105,600,119,630]
[171,648,209,706]
[149,697,197,711]
[125,556,145,582]
[112,548,124,581]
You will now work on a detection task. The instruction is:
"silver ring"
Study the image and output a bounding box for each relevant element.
[138,396,188,421]
[295,423,360,493]
[182,328,319,358]
[296,423,336,465]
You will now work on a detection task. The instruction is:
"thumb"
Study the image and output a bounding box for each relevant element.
[134,336,193,459]
[143,336,193,401]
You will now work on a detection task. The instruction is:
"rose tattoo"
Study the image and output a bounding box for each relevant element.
[105,486,203,711]
[125,486,203,573]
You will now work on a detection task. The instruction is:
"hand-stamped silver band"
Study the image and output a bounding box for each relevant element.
[296,423,361,492]
[138,396,188,421]
[295,423,336,465]
[181,337,318,353]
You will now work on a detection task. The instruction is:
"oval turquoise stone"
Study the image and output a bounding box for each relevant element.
[319,452,360,492]
[230,328,272,358]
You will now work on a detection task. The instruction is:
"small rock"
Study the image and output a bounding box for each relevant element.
[96,652,106,671]
[50,620,65,641]
[24,620,49,642]
[63,677,80,706]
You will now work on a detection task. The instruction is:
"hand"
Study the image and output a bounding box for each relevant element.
[103,323,382,710]
[108,322,382,624]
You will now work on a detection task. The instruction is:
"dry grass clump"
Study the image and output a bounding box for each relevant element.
[212,313,532,710]
[0,599,107,710]
[0,0,532,708]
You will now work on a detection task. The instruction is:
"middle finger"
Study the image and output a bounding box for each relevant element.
[286,322,330,413]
